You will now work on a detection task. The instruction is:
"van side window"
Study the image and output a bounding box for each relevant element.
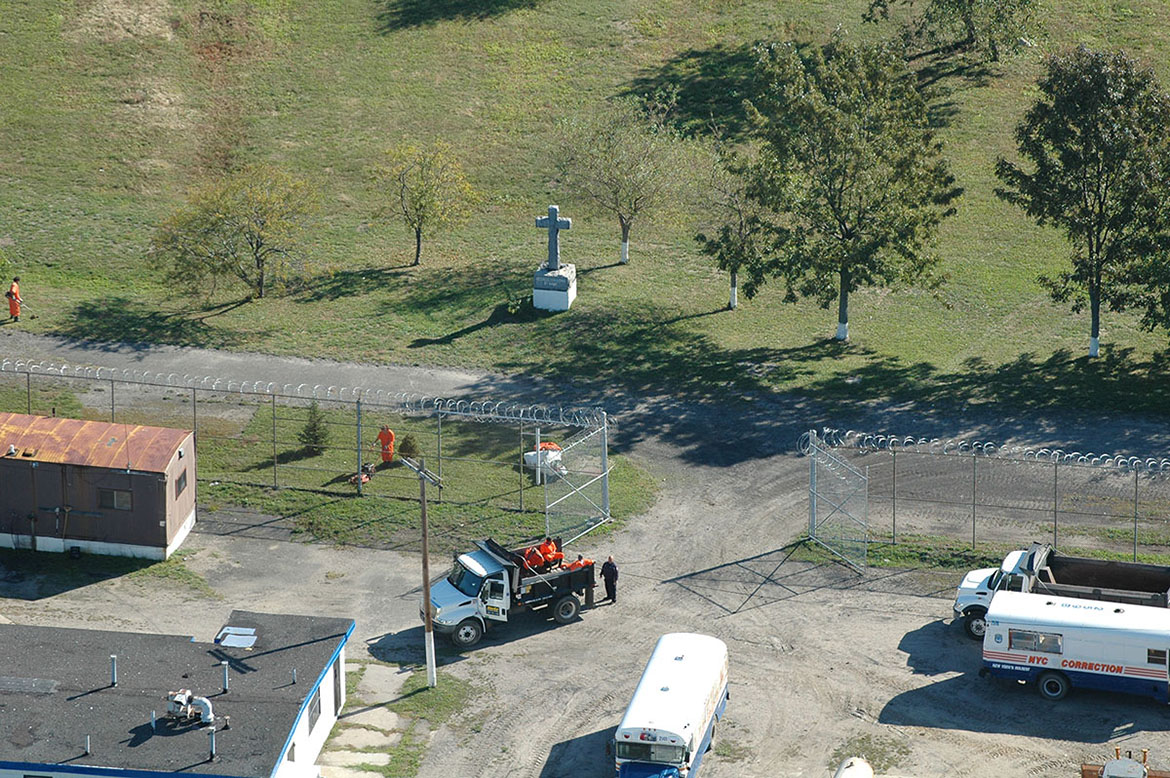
[1148,649,1167,665]
[1009,629,1062,654]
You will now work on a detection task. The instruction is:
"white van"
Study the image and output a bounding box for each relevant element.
[614,633,729,778]
[982,590,1170,702]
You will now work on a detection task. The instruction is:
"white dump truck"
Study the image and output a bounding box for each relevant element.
[423,538,595,648]
[954,543,1170,640]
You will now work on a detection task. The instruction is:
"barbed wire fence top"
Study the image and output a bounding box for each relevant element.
[799,428,1170,561]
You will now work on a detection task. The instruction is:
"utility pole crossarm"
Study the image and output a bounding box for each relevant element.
[400,456,443,488]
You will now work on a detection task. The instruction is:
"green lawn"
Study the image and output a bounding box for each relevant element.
[3,0,1170,415]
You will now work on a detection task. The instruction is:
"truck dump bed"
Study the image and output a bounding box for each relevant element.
[1027,544,1170,608]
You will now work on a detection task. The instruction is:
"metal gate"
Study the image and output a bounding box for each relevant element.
[805,430,869,570]
[544,412,611,543]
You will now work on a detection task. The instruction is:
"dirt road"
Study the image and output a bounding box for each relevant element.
[4,330,1170,777]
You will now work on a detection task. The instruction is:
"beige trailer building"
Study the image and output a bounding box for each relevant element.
[0,412,196,559]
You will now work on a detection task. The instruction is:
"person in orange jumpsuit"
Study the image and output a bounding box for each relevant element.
[522,545,545,572]
[538,536,563,567]
[375,426,395,467]
[6,277,21,322]
[564,554,593,571]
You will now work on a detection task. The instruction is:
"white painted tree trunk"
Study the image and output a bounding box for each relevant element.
[729,271,738,310]
[620,241,629,264]
[1089,336,1099,358]
[835,321,848,341]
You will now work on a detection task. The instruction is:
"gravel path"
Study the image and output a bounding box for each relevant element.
[4,329,1170,777]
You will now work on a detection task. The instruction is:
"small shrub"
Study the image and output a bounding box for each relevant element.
[298,400,329,455]
[397,433,420,460]
[504,286,531,316]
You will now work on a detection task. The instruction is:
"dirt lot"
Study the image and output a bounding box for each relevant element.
[5,331,1170,777]
[5,437,1170,778]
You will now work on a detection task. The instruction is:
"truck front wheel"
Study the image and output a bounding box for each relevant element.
[553,595,581,624]
[963,609,988,640]
[451,619,483,648]
[1037,671,1070,701]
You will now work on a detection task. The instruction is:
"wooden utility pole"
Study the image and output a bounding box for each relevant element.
[401,456,442,688]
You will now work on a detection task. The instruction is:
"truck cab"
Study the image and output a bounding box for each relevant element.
[953,549,1027,639]
[428,546,513,648]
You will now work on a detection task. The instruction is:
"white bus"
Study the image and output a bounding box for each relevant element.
[614,633,729,778]
[982,590,1170,702]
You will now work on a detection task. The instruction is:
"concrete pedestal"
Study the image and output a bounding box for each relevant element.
[533,263,576,311]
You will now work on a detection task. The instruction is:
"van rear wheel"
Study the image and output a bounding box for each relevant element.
[1037,671,1070,701]
[553,595,580,624]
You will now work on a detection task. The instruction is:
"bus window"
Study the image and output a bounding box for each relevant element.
[616,742,685,764]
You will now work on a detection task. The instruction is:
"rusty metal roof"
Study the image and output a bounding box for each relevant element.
[0,413,190,473]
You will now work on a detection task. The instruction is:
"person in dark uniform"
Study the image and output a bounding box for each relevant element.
[600,555,619,603]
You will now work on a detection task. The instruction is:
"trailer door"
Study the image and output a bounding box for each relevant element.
[483,574,509,622]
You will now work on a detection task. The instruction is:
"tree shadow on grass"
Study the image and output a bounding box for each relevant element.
[623,42,759,140]
[295,265,415,304]
[408,301,550,348]
[54,297,263,350]
[375,0,544,32]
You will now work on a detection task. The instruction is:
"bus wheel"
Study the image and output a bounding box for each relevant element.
[1037,671,1069,701]
[451,619,483,648]
[963,609,988,640]
[553,595,581,624]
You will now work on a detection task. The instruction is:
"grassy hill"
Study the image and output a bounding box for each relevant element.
[3,0,1170,416]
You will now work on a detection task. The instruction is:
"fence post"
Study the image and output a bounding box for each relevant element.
[1134,468,1140,562]
[356,397,363,497]
[271,394,278,489]
[436,413,442,503]
[970,451,977,550]
[600,412,610,520]
[518,421,525,512]
[26,372,31,414]
[891,448,897,545]
[191,388,197,444]
[1052,461,1058,549]
[808,431,817,538]
[110,378,116,422]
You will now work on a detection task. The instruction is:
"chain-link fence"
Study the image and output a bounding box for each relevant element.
[802,429,1170,560]
[807,431,868,569]
[0,360,613,545]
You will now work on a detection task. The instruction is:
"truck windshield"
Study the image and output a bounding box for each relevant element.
[448,563,484,597]
[616,742,685,765]
[988,570,1003,590]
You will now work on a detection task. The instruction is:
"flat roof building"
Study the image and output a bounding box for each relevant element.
[0,611,355,778]
[0,413,196,559]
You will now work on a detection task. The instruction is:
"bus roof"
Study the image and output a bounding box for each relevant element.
[616,633,728,750]
[988,590,1170,636]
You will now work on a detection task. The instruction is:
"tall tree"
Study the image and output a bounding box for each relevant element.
[151,165,314,300]
[373,140,478,266]
[556,96,691,264]
[864,0,1038,62]
[744,35,960,340]
[995,46,1170,357]
[695,145,768,310]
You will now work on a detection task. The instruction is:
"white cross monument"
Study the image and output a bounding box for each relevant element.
[532,204,577,311]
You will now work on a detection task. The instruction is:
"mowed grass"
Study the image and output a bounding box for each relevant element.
[3,0,1170,416]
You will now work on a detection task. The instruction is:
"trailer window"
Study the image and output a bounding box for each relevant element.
[1148,649,1167,665]
[616,742,685,764]
[1009,629,1062,654]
